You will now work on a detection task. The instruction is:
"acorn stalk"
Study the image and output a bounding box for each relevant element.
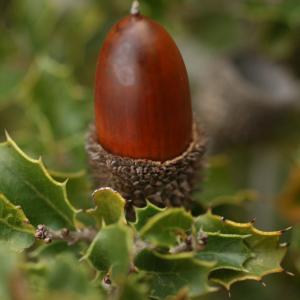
[86,1,206,220]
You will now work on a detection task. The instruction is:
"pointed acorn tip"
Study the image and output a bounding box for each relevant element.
[130,0,140,15]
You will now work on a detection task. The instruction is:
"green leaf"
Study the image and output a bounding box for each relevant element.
[195,211,286,289]
[133,201,164,231]
[26,254,102,299]
[87,188,126,228]
[135,250,217,299]
[0,194,35,252]
[139,208,193,247]
[50,169,92,210]
[50,169,94,226]
[195,233,253,271]
[193,155,256,208]
[0,134,77,229]
[83,223,133,282]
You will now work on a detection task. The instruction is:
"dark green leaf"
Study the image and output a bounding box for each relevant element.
[196,211,286,289]
[0,134,77,229]
[50,169,92,210]
[195,233,253,271]
[83,223,133,282]
[133,202,164,231]
[135,250,217,299]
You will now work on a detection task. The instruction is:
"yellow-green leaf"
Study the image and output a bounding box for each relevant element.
[87,188,126,228]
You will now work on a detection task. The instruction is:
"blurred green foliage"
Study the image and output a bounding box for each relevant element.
[1,0,300,299]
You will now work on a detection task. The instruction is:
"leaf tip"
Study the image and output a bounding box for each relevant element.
[283,270,295,277]
[4,129,12,142]
[280,226,293,234]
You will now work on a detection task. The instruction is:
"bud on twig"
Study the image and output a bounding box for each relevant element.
[35,225,96,245]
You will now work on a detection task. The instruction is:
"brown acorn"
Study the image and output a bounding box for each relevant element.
[86,1,206,220]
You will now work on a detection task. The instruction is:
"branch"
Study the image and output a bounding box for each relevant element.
[35,224,97,245]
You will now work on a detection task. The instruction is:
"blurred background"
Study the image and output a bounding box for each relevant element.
[1,0,300,299]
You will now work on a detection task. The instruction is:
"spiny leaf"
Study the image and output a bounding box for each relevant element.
[195,211,286,289]
[133,201,164,231]
[86,188,126,228]
[50,169,95,226]
[195,210,282,237]
[50,169,92,210]
[0,194,35,252]
[83,223,133,282]
[139,208,193,247]
[195,233,253,271]
[0,134,77,229]
[135,250,217,299]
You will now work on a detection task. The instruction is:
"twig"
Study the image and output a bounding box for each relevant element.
[35,224,97,245]
[170,230,208,254]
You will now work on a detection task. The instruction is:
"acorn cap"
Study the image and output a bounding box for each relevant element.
[86,122,206,220]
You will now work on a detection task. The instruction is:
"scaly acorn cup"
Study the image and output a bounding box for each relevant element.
[86,1,206,220]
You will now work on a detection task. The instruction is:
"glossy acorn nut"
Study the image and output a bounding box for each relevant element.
[94,4,192,162]
[86,1,206,220]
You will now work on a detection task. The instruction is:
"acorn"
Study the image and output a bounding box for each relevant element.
[86,1,206,220]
